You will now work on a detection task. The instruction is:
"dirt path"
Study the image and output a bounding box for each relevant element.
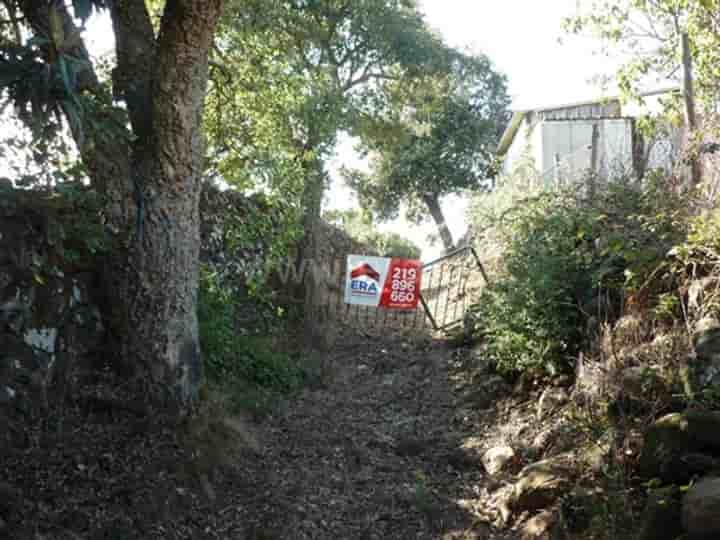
[230,334,514,540]
[1,331,521,539]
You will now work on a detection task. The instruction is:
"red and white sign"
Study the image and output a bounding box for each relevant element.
[345,254,422,309]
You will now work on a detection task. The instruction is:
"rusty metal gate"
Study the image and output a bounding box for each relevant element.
[315,245,489,336]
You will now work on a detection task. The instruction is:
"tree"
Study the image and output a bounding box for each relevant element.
[207,0,464,345]
[209,0,457,231]
[0,0,224,402]
[344,52,509,252]
[564,0,720,184]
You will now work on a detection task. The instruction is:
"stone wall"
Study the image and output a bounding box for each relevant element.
[0,187,104,404]
[0,184,368,402]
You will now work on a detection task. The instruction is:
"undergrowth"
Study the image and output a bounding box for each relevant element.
[467,166,720,538]
[198,267,316,417]
[468,173,687,376]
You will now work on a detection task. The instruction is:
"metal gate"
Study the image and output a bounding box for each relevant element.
[314,245,489,336]
[418,245,489,332]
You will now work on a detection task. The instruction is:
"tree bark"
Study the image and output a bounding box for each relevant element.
[114,0,225,402]
[422,193,454,253]
[296,155,330,349]
[18,0,225,403]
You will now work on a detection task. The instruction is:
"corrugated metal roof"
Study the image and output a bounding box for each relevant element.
[497,87,680,157]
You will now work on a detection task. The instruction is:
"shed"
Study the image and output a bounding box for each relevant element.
[498,89,678,186]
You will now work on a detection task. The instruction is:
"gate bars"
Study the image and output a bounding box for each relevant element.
[417,245,489,332]
[319,244,489,335]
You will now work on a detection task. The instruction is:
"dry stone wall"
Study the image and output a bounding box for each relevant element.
[0,184,368,403]
[0,187,104,405]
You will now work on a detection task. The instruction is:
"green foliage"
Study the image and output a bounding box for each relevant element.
[0,0,105,141]
[344,49,509,246]
[470,177,687,376]
[198,268,305,394]
[369,231,422,259]
[564,0,720,110]
[672,206,720,263]
[0,180,108,285]
[210,0,485,227]
[324,208,422,258]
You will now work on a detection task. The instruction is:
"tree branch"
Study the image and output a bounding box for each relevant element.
[108,0,156,141]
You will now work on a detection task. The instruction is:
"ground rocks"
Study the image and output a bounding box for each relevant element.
[530,420,577,458]
[511,453,575,513]
[639,411,720,483]
[618,365,671,409]
[682,476,720,539]
[0,481,22,518]
[536,388,568,420]
[639,486,683,540]
[482,445,516,476]
[520,510,564,540]
[461,374,510,409]
[693,317,720,388]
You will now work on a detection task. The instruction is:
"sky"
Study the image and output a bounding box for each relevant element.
[328,0,617,260]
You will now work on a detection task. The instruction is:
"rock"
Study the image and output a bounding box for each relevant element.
[514,371,536,395]
[639,486,683,540]
[520,509,564,540]
[394,437,431,458]
[199,474,216,503]
[618,366,670,407]
[639,411,720,482]
[537,387,568,419]
[683,476,720,539]
[512,454,575,513]
[482,445,516,476]
[531,420,577,457]
[462,375,510,409]
[693,318,720,387]
[444,448,483,470]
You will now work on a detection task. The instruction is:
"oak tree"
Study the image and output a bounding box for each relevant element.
[345,51,509,251]
[0,0,224,402]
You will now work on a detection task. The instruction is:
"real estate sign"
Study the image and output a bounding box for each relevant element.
[344,254,422,309]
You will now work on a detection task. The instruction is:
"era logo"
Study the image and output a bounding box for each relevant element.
[351,280,378,294]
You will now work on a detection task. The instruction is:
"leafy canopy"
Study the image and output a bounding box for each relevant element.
[344,50,510,223]
[207,0,466,220]
[564,0,720,109]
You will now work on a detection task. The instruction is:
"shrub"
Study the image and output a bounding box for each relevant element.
[324,208,422,259]
[198,268,305,393]
[470,175,687,376]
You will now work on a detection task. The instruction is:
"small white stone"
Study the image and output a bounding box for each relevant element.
[482,445,515,475]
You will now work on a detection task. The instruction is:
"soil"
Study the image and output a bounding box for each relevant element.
[1,332,523,540]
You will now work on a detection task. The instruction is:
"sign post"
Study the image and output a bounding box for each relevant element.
[345,254,422,309]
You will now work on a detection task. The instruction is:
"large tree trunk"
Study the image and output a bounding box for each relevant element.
[18,0,225,403]
[423,193,454,253]
[114,1,223,402]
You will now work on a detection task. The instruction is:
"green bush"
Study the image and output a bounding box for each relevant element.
[364,230,422,259]
[324,208,422,259]
[198,268,304,393]
[471,176,686,376]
